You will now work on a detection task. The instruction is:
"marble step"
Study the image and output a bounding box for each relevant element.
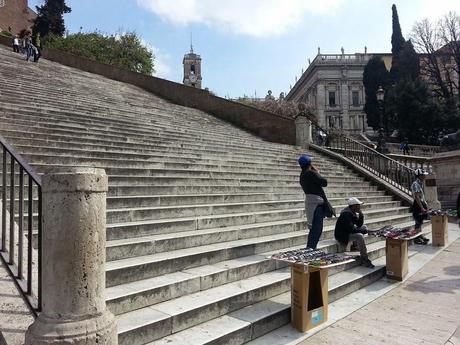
[116,242,387,345]
[106,236,387,316]
[105,211,411,287]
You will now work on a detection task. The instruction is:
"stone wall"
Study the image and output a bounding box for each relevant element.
[0,36,295,145]
[0,0,36,35]
[430,150,460,209]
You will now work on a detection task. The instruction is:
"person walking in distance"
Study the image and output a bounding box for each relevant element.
[334,197,374,268]
[13,35,20,53]
[299,155,328,249]
[411,169,430,244]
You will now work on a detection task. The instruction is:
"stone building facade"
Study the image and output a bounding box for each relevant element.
[183,45,202,89]
[0,0,36,35]
[286,51,391,133]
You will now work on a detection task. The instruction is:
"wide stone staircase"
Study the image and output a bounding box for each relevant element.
[0,46,416,344]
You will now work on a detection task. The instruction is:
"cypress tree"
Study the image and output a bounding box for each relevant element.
[32,0,71,38]
[391,4,405,56]
[390,4,406,83]
[363,57,390,129]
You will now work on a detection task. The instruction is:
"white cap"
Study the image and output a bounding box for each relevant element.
[348,197,363,206]
[414,168,428,176]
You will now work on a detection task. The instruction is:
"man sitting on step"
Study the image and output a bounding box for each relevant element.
[334,197,375,268]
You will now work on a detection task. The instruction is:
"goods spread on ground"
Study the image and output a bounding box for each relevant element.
[371,225,420,239]
[427,209,457,217]
[271,248,355,267]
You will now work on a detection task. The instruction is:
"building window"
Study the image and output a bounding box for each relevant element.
[190,64,195,74]
[328,91,336,107]
[352,91,359,106]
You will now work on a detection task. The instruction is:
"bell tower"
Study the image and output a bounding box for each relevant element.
[183,42,202,89]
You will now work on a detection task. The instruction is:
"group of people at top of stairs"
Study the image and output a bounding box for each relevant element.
[11,31,41,62]
[298,154,434,270]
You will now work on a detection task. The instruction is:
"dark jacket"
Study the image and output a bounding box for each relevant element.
[299,169,327,197]
[334,207,364,244]
[457,192,460,219]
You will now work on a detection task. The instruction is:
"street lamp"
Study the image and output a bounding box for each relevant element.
[376,86,388,154]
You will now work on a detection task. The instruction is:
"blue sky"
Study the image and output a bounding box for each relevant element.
[29,0,460,99]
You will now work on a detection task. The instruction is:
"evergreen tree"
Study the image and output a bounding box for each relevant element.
[32,0,71,38]
[391,4,405,56]
[391,79,443,144]
[390,4,406,83]
[397,40,419,81]
[363,57,390,129]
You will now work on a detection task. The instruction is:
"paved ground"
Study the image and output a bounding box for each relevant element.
[299,230,460,345]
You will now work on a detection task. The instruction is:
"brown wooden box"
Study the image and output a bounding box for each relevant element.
[385,238,408,281]
[291,264,328,332]
[431,215,448,246]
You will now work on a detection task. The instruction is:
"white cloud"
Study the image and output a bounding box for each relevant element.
[136,0,344,37]
[140,38,172,78]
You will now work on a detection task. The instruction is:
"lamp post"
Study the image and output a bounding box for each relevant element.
[376,86,389,154]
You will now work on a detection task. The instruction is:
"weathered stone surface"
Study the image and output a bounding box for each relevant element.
[25,169,117,345]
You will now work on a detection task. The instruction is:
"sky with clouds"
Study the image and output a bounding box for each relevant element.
[29,0,460,98]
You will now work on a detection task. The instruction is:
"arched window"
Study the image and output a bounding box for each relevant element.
[190,64,195,74]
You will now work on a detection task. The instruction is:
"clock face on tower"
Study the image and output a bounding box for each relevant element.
[189,74,197,83]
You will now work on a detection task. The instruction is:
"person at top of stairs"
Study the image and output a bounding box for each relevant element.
[299,154,328,249]
[411,169,430,245]
[334,197,375,268]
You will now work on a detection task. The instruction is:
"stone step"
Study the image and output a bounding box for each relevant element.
[105,211,411,287]
[106,236,387,316]
[105,214,390,261]
[105,199,400,224]
[21,152,344,172]
[0,117,295,155]
[26,162,355,179]
[105,206,409,240]
[116,241,387,345]
[0,102,288,149]
[148,257,387,345]
[10,194,396,213]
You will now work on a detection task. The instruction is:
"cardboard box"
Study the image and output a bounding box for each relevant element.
[431,215,448,246]
[291,263,328,332]
[385,238,408,281]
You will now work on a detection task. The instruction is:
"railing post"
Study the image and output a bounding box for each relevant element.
[295,116,312,148]
[25,168,117,345]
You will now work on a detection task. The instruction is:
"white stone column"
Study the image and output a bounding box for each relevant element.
[295,116,312,148]
[25,168,117,345]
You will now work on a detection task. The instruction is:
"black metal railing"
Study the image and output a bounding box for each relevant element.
[0,135,42,315]
[310,124,416,196]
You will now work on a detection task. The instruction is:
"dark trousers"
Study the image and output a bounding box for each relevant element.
[13,44,19,53]
[307,205,325,249]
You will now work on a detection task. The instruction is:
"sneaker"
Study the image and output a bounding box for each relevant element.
[361,258,375,269]
[414,237,427,245]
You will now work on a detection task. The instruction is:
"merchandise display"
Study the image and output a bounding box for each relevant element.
[371,225,420,239]
[427,209,457,217]
[271,248,355,267]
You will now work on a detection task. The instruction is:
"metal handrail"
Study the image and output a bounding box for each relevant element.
[310,124,416,196]
[0,134,42,315]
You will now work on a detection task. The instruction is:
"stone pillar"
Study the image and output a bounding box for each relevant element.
[430,150,460,209]
[25,168,117,345]
[424,174,441,210]
[295,116,312,148]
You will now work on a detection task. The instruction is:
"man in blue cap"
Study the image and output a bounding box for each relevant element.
[298,154,328,249]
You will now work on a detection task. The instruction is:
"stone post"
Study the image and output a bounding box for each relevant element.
[25,168,117,345]
[424,174,441,210]
[295,116,312,148]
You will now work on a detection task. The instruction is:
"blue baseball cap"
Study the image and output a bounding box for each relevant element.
[298,155,312,167]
